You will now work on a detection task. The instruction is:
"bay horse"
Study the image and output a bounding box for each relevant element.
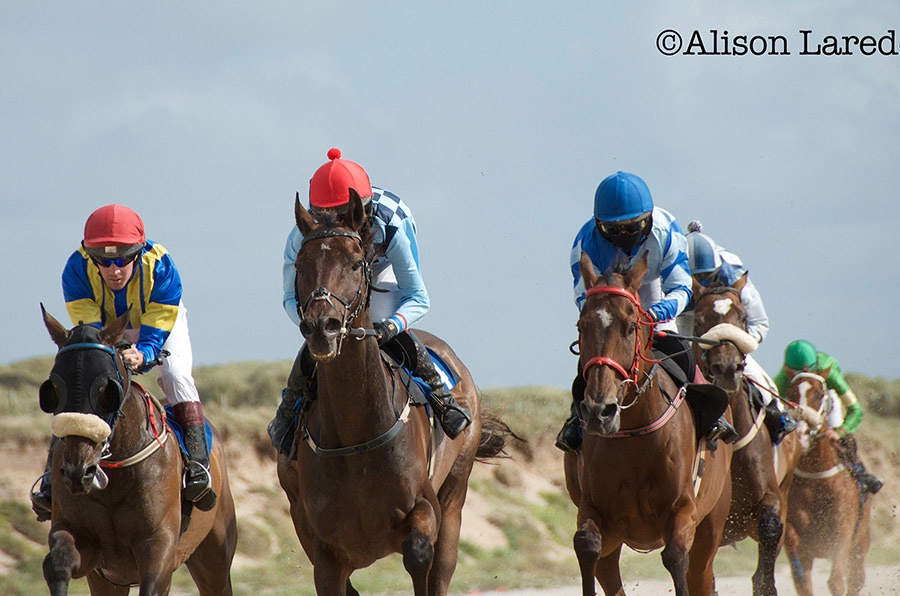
[691,282,800,596]
[784,372,872,596]
[563,252,733,596]
[38,306,237,596]
[276,193,513,596]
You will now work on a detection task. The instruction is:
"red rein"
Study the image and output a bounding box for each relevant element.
[580,285,659,382]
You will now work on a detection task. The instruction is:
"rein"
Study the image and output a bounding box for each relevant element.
[100,388,170,469]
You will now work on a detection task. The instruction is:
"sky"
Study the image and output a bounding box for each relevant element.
[3,2,899,391]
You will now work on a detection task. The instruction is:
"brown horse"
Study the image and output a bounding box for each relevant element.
[784,372,872,596]
[38,307,237,596]
[691,282,800,595]
[563,252,732,596]
[276,194,513,595]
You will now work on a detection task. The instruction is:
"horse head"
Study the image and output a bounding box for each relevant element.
[576,251,652,436]
[39,305,130,494]
[787,371,832,451]
[692,278,757,392]
[293,190,374,361]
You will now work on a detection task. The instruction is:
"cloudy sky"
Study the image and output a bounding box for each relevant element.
[3,2,898,391]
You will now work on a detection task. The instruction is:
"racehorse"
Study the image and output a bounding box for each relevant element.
[563,252,732,596]
[277,193,515,596]
[784,372,872,596]
[691,282,800,596]
[38,306,237,596]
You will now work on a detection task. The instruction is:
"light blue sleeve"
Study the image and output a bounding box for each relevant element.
[383,217,429,331]
[282,227,303,327]
[650,220,692,322]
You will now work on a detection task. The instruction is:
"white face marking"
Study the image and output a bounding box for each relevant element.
[597,308,613,328]
[320,244,331,252]
[713,298,734,316]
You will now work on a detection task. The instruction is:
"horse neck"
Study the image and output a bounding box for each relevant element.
[314,336,398,444]
[108,387,155,456]
[799,431,842,472]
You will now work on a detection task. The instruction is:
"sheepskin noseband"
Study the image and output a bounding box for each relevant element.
[700,323,759,355]
[51,412,112,443]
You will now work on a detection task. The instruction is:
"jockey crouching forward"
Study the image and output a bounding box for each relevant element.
[31,204,215,521]
[678,223,797,444]
[268,148,472,454]
[556,171,738,453]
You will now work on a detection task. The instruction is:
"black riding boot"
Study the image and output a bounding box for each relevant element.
[173,402,217,511]
[411,333,472,439]
[268,345,316,454]
[30,436,59,522]
[839,434,884,494]
[706,416,739,450]
[763,400,797,445]
[555,374,586,453]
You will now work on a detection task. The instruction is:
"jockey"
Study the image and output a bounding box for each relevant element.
[774,340,883,494]
[556,171,738,453]
[678,222,796,444]
[31,204,215,521]
[268,148,472,453]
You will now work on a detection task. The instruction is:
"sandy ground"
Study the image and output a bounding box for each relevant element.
[461,564,900,595]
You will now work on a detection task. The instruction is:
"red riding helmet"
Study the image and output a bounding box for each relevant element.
[82,204,146,261]
[308,147,373,210]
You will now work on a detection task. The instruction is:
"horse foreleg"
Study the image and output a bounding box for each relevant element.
[751,503,783,596]
[85,573,129,596]
[429,495,465,596]
[312,545,352,596]
[573,518,601,596]
[595,546,625,596]
[402,497,438,596]
[662,502,698,596]
[44,529,91,596]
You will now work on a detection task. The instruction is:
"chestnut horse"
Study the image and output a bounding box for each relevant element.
[276,194,513,596]
[38,307,237,596]
[563,253,732,596]
[784,372,872,596]
[691,283,800,596]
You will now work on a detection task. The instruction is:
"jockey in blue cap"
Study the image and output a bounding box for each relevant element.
[557,171,738,452]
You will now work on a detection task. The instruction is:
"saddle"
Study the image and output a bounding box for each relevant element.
[653,350,729,443]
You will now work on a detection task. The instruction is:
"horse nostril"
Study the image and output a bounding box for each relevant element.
[322,317,342,336]
[84,464,98,482]
[299,319,315,337]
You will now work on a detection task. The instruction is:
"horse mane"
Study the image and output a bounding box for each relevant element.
[309,209,376,253]
[601,253,634,285]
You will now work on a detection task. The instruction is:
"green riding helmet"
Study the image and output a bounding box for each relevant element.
[784,340,817,371]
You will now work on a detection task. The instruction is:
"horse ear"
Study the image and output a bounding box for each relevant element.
[295,191,315,236]
[691,275,703,299]
[99,311,130,346]
[625,252,649,292]
[345,188,366,232]
[731,272,748,293]
[41,303,70,348]
[579,252,599,290]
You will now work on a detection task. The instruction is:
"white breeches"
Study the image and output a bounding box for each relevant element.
[122,302,201,405]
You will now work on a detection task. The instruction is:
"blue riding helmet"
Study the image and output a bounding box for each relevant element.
[593,171,654,223]
[686,232,722,275]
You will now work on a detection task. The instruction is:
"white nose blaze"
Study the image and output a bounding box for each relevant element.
[597,308,612,328]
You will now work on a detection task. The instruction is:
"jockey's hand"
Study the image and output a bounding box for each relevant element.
[120,346,145,370]
[823,427,842,444]
[374,320,399,346]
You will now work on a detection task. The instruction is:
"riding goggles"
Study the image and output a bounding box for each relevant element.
[596,216,649,237]
[91,254,139,268]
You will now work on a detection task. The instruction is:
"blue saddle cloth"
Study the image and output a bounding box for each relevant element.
[164,405,214,458]
[406,347,458,397]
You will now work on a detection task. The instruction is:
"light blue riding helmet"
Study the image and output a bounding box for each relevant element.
[593,171,654,222]
[686,231,722,274]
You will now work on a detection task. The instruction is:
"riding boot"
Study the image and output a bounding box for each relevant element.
[763,400,797,445]
[173,401,217,511]
[268,345,316,454]
[410,333,472,439]
[706,416,739,450]
[839,434,884,494]
[30,436,59,522]
[555,374,586,453]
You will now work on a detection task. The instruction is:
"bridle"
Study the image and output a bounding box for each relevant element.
[791,372,832,438]
[579,285,660,391]
[294,227,373,353]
